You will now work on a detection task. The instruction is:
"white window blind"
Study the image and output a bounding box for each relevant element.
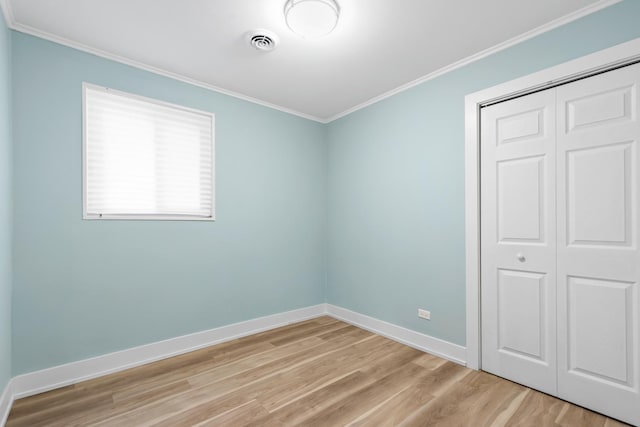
[83,84,215,220]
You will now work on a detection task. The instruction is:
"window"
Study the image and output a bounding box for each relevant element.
[83,83,215,220]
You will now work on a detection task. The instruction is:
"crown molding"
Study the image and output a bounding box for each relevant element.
[325,0,623,123]
[1,0,623,124]
[8,20,327,124]
[0,0,15,28]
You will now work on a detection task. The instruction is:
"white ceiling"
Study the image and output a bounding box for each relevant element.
[4,0,615,121]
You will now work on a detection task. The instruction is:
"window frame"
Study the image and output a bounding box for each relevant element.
[82,82,216,221]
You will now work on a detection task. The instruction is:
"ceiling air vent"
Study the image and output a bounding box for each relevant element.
[247,30,279,52]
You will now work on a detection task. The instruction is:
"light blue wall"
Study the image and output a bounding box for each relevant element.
[326,0,640,346]
[0,11,12,390]
[7,0,640,377]
[11,33,326,375]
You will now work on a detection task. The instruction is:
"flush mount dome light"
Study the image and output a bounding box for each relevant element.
[284,0,340,38]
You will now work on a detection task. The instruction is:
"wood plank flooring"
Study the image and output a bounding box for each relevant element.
[6,317,629,426]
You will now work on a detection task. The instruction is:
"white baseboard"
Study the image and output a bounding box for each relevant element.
[2,302,466,426]
[0,379,13,427]
[326,304,467,366]
[10,304,326,401]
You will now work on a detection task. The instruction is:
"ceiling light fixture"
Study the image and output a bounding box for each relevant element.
[284,0,340,38]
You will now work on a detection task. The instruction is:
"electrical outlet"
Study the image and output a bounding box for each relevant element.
[418,309,431,320]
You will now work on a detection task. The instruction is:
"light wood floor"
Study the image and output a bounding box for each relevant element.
[7,316,629,427]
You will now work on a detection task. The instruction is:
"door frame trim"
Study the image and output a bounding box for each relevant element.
[464,37,640,370]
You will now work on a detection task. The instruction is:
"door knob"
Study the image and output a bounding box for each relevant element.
[516,253,526,262]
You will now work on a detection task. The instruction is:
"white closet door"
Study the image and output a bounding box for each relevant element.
[556,62,640,426]
[481,89,558,395]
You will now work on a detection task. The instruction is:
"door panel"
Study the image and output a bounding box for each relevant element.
[498,156,545,242]
[497,269,548,362]
[498,108,545,144]
[566,142,633,246]
[567,276,635,386]
[566,84,634,132]
[481,88,557,395]
[557,62,640,426]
